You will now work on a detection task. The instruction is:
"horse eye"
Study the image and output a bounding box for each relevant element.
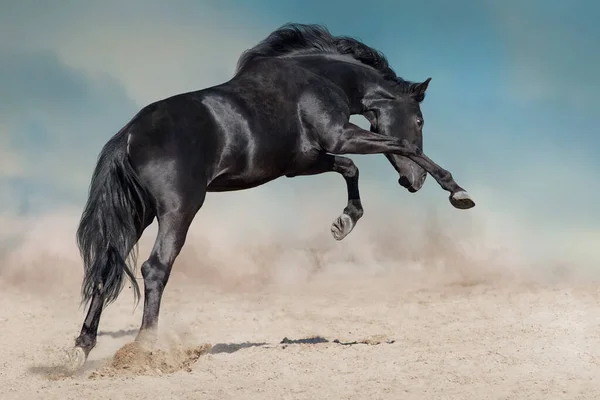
[416,118,423,127]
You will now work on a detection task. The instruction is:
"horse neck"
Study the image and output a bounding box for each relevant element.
[296,57,388,114]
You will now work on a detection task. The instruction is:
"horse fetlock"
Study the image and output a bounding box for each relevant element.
[74,333,96,354]
[135,327,159,347]
[345,201,364,220]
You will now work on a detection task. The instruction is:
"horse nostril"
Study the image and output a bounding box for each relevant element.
[398,176,411,189]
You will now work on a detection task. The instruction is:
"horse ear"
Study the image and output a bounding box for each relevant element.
[419,77,432,93]
[410,77,431,102]
[363,110,378,131]
[411,78,431,95]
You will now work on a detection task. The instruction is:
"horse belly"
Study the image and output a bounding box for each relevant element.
[206,175,279,192]
[206,151,293,192]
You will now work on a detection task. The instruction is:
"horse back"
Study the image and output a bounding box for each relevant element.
[125,59,348,192]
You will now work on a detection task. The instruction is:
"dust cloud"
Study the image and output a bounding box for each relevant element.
[0,193,501,296]
[0,187,594,296]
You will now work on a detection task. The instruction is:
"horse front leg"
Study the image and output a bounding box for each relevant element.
[324,123,475,210]
[287,152,363,240]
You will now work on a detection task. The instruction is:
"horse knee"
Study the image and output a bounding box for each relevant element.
[345,161,358,178]
[334,157,358,178]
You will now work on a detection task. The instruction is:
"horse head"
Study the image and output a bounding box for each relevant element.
[363,77,431,193]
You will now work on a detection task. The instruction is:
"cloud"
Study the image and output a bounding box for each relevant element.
[0,50,137,210]
[0,128,23,179]
[1,1,263,106]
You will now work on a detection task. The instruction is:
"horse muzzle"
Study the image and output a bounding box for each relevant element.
[398,169,427,193]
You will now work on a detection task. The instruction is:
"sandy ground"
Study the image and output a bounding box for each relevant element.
[1,201,599,399]
[2,265,600,399]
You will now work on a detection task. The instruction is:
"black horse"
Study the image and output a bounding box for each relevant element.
[67,23,475,368]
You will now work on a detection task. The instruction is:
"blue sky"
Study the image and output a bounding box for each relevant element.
[1,0,598,265]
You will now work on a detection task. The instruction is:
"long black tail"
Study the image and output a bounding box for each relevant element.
[76,129,152,307]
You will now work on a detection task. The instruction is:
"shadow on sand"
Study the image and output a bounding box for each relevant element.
[27,333,395,378]
[209,342,269,354]
[97,328,138,338]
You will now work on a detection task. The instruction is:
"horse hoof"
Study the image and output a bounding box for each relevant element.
[450,191,476,210]
[64,346,87,372]
[331,213,354,241]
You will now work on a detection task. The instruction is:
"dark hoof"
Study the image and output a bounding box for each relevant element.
[450,191,475,210]
[331,213,355,241]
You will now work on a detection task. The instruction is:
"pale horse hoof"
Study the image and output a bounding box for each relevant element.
[450,190,476,210]
[63,346,87,372]
[331,213,355,241]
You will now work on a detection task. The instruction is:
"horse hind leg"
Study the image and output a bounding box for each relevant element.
[67,293,104,370]
[134,187,206,346]
[65,208,155,365]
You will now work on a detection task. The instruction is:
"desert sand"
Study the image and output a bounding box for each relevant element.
[1,194,599,399]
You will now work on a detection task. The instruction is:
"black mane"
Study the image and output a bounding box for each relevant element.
[236,23,411,89]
